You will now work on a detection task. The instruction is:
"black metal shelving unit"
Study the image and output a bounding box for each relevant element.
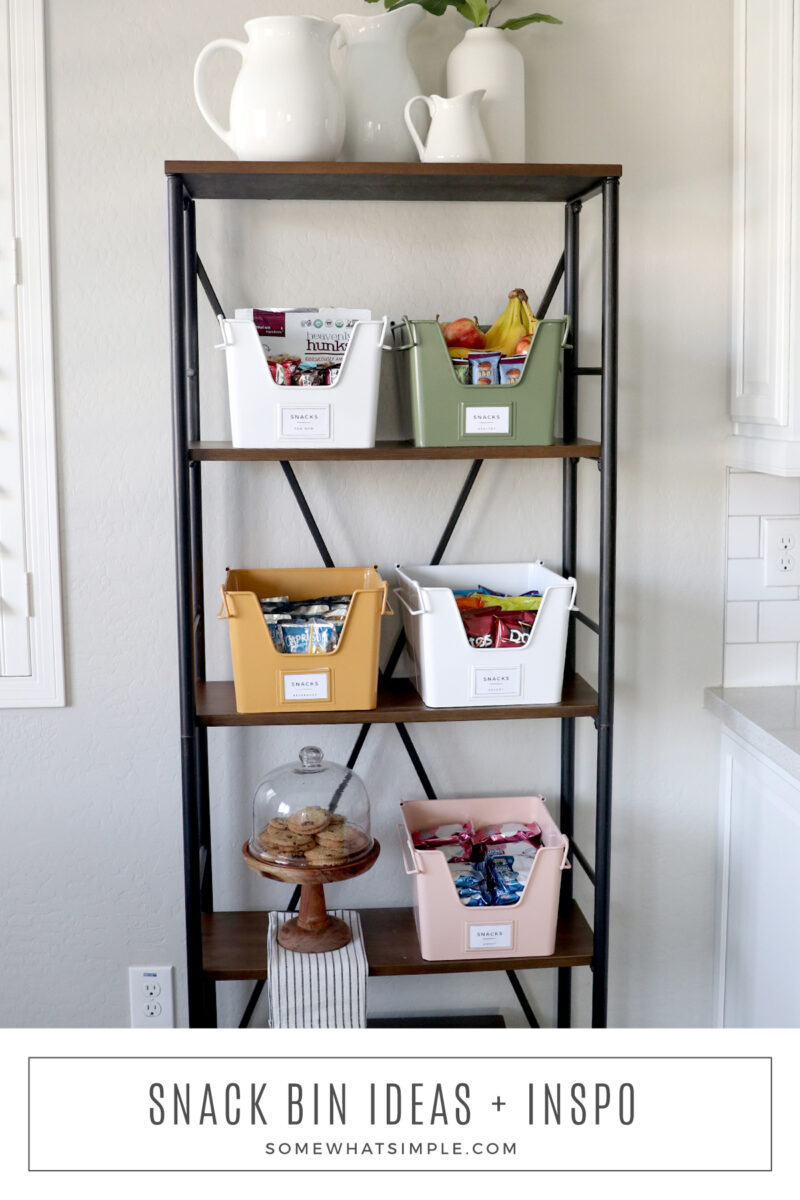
[166,161,620,1030]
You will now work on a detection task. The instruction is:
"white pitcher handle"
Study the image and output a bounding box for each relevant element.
[404,95,433,162]
[193,38,246,151]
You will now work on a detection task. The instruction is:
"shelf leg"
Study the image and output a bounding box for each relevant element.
[592,176,619,1029]
[557,197,582,1030]
[169,176,215,1029]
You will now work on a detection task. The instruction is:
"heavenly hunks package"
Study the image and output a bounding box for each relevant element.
[235,307,372,365]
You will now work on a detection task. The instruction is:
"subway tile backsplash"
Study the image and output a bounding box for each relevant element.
[724,470,800,685]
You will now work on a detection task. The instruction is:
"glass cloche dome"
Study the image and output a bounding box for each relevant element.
[248,746,372,867]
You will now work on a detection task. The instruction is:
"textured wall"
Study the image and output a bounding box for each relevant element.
[0,0,730,1028]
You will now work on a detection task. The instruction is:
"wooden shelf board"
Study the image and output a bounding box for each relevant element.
[196,674,598,727]
[202,902,593,981]
[165,161,622,204]
[189,438,601,462]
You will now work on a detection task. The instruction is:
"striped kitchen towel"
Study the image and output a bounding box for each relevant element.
[267,910,367,1028]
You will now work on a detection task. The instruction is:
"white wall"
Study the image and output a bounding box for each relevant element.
[0,0,731,1028]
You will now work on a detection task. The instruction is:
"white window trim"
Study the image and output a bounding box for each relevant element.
[1,0,64,706]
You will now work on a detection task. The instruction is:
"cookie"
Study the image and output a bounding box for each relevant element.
[316,824,368,855]
[327,812,346,827]
[287,806,331,836]
[267,817,290,834]
[257,829,316,856]
[304,845,349,867]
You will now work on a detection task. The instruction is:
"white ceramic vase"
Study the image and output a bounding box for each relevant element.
[194,16,345,161]
[446,27,525,163]
[333,7,424,162]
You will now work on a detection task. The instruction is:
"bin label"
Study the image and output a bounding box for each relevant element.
[472,665,522,697]
[282,671,329,701]
[464,405,510,436]
[279,405,331,439]
[469,923,513,950]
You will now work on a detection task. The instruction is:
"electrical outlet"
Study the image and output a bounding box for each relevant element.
[763,518,800,586]
[129,966,174,1028]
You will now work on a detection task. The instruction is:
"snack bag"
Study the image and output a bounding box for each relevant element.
[236,307,371,365]
[412,822,473,850]
[474,821,543,847]
[468,350,502,386]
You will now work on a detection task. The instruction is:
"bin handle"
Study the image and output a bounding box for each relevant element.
[567,577,579,611]
[377,315,394,352]
[214,314,234,351]
[217,586,234,619]
[393,587,427,618]
[379,581,394,616]
[392,316,419,353]
[561,314,571,348]
[560,838,571,871]
[397,824,421,875]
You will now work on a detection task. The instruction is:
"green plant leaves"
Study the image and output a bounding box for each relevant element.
[456,0,490,26]
[499,12,563,28]
[380,0,563,26]
[385,0,456,14]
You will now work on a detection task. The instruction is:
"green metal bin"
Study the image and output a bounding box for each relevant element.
[393,315,569,448]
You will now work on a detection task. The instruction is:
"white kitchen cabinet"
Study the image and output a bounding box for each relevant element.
[728,0,800,476]
[715,728,800,1025]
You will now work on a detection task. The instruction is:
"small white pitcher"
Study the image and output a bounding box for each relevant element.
[403,90,490,163]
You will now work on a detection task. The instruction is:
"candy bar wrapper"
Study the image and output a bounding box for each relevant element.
[499,355,526,386]
[468,350,502,387]
[459,891,490,907]
[483,845,515,867]
[412,822,473,850]
[448,862,486,890]
[438,842,474,864]
[488,841,538,861]
[452,358,471,385]
[268,357,300,385]
[474,821,543,846]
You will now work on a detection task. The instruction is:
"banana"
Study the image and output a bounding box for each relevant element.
[484,288,538,357]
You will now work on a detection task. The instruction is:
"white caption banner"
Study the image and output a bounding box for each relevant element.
[28,1055,771,1172]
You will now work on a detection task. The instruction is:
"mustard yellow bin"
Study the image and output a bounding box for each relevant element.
[219,567,391,714]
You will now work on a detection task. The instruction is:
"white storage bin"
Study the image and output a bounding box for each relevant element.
[394,560,577,707]
[216,315,389,449]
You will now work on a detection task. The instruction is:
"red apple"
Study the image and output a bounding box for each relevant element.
[441,317,486,351]
[514,334,533,355]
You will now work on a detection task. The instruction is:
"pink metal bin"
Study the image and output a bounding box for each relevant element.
[398,795,570,962]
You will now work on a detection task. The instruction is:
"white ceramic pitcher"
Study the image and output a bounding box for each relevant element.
[334,7,424,162]
[403,90,490,164]
[193,16,345,161]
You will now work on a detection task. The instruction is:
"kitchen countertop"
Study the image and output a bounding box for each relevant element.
[704,685,800,783]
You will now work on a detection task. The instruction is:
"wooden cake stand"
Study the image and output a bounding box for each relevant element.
[242,839,380,953]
